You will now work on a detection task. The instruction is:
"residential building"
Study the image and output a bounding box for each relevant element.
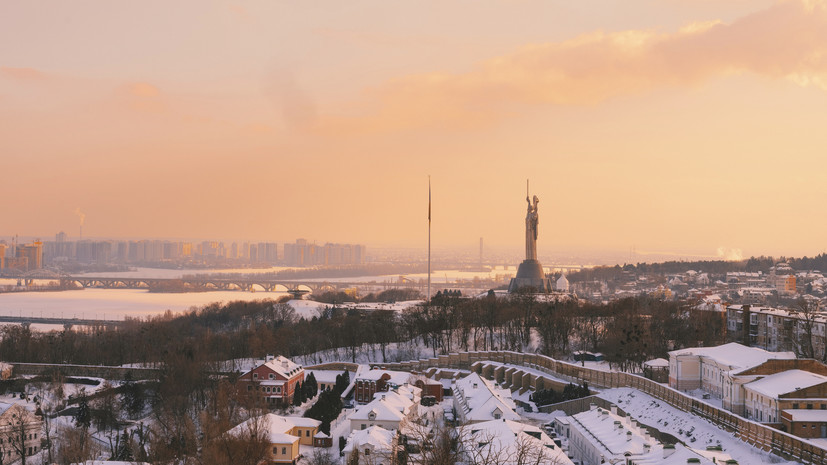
[238,355,304,407]
[668,342,795,396]
[0,403,42,462]
[353,366,412,404]
[781,409,827,438]
[452,372,519,424]
[464,419,573,465]
[350,389,418,432]
[722,358,827,415]
[742,369,827,424]
[342,426,398,464]
[227,414,322,464]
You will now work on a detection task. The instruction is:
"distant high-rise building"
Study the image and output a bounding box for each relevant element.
[283,239,366,266]
[16,241,43,270]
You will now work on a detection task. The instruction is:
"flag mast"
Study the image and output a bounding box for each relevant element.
[428,176,431,301]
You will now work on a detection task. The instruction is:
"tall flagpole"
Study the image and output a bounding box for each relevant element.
[428,176,431,301]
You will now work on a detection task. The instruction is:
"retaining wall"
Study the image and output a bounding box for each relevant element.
[372,350,827,464]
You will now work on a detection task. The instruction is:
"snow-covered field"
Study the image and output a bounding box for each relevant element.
[598,387,798,465]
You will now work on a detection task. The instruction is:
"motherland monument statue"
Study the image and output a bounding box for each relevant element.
[509,181,552,293]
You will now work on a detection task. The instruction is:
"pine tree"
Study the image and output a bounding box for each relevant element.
[115,430,134,461]
[293,382,304,407]
[305,372,318,399]
[75,394,91,428]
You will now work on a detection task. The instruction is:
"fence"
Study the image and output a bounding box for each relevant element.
[373,350,827,464]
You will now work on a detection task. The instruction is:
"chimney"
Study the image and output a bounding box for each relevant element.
[282,360,289,370]
[613,421,621,430]
[266,354,274,362]
[610,405,618,415]
[589,403,597,411]
[626,431,632,442]
[664,444,676,459]
[644,443,651,454]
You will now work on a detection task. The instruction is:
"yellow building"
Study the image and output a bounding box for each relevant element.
[227,413,322,464]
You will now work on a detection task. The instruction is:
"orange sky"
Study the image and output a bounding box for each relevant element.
[2,0,827,260]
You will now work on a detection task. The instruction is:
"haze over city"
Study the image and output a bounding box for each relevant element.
[4,0,827,259]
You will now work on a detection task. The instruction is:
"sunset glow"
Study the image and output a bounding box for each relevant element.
[2,0,826,259]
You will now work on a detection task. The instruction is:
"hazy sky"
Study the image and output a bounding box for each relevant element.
[2,0,827,259]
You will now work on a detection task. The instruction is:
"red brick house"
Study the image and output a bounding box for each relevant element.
[239,355,304,407]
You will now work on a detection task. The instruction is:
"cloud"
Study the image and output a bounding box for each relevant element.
[717,246,744,261]
[120,82,165,113]
[126,82,161,97]
[0,66,48,81]
[263,68,318,130]
[315,0,827,134]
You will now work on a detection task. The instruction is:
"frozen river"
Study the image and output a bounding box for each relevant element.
[0,288,291,322]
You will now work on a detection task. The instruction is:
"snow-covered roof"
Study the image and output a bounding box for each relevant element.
[354,365,412,385]
[342,426,396,454]
[570,406,654,457]
[453,373,520,422]
[305,369,340,384]
[745,369,827,398]
[644,358,669,368]
[669,342,795,371]
[783,409,827,422]
[371,389,416,414]
[259,355,303,379]
[350,397,407,423]
[227,413,316,444]
[467,419,573,465]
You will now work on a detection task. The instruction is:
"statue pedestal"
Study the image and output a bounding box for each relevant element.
[508,259,552,293]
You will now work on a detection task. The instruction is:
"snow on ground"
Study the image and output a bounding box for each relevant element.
[685,388,724,410]
[285,299,422,319]
[598,387,798,465]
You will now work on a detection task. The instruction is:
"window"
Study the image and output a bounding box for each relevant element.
[247,385,252,391]
[282,447,286,455]
[808,404,814,410]
[276,387,282,394]
[273,447,278,454]
[269,374,274,380]
[253,373,258,380]
[365,449,370,456]
[794,403,800,409]
[306,430,310,437]
[361,424,366,430]
[494,413,501,419]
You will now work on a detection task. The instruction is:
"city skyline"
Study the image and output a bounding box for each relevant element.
[3,0,827,258]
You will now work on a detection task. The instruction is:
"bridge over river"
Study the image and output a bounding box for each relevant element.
[57,276,503,293]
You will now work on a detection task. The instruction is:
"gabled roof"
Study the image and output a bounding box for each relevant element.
[351,398,407,422]
[745,369,827,398]
[342,426,395,453]
[468,419,573,465]
[258,355,303,379]
[453,373,519,422]
[227,413,317,444]
[669,342,795,371]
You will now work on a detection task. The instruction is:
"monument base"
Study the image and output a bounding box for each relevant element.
[508,259,552,293]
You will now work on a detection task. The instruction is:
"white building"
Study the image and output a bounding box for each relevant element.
[452,373,520,424]
[342,425,397,464]
[668,342,795,396]
[555,404,716,465]
[350,392,415,433]
[742,369,827,423]
[464,419,573,465]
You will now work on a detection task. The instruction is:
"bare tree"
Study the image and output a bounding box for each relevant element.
[790,298,820,359]
[55,424,100,465]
